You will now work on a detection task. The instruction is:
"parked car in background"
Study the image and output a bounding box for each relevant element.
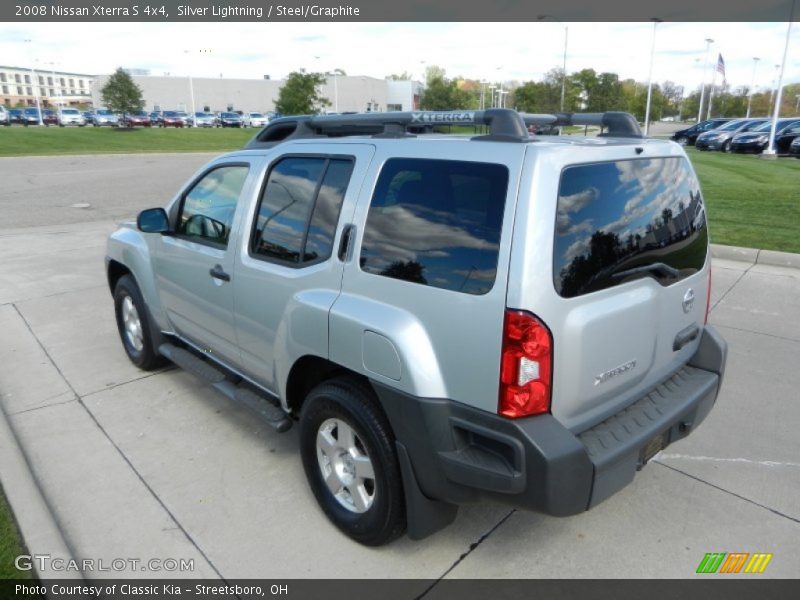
[82,111,95,125]
[93,109,119,127]
[22,107,42,126]
[790,136,800,158]
[9,108,25,125]
[694,118,767,152]
[243,112,268,127]
[42,110,58,126]
[219,112,243,127]
[148,111,163,127]
[190,112,217,127]
[120,111,152,127]
[670,118,733,146]
[161,111,188,128]
[58,107,86,127]
[729,118,800,154]
[773,121,800,154]
[0,106,9,126]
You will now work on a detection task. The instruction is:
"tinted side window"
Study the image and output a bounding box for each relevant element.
[360,158,508,295]
[304,160,353,263]
[178,165,248,247]
[251,157,353,264]
[554,157,708,298]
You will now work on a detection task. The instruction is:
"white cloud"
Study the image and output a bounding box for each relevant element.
[1,22,797,90]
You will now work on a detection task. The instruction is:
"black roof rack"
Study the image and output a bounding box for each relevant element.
[243,108,642,149]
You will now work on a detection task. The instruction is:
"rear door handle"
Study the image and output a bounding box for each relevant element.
[209,264,230,282]
[338,224,356,262]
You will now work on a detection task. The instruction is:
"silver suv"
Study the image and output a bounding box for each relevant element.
[106,109,727,546]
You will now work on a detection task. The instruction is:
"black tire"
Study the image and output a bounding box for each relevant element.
[675,135,689,146]
[113,274,166,371]
[300,377,406,546]
[722,140,731,153]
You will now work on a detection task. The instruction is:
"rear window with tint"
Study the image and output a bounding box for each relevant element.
[554,157,708,298]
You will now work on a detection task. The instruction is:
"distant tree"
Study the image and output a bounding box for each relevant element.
[275,70,331,115]
[424,65,447,86]
[419,68,472,110]
[386,71,414,81]
[100,68,144,115]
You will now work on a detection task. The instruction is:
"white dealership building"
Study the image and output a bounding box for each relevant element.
[89,72,424,114]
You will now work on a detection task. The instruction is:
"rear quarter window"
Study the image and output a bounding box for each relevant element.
[360,158,508,295]
[554,157,708,298]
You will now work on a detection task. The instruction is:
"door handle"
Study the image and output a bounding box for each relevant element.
[209,264,230,282]
[338,224,356,262]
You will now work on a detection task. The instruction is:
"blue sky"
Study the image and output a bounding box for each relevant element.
[1,22,797,93]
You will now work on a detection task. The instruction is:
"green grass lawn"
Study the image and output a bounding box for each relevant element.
[1,127,798,253]
[0,125,254,156]
[685,147,800,253]
[0,487,31,579]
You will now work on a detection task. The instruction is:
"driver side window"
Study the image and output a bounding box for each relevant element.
[178,164,249,247]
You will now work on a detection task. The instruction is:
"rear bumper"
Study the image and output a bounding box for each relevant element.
[373,326,727,525]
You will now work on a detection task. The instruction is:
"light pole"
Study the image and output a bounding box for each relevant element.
[537,15,569,112]
[697,38,713,123]
[795,94,800,114]
[24,39,44,125]
[184,50,197,126]
[764,0,796,157]
[496,66,503,109]
[769,63,780,112]
[746,57,760,118]
[643,18,661,136]
[488,85,497,108]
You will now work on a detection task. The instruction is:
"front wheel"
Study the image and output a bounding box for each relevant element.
[300,378,406,546]
[113,275,166,371]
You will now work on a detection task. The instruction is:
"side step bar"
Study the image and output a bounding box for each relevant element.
[158,343,292,433]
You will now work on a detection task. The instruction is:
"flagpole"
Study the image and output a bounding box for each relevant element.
[763,0,796,157]
[706,56,718,120]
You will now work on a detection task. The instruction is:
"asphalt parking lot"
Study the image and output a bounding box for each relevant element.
[1,154,799,583]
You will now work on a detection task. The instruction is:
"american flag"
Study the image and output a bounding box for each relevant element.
[716,54,726,80]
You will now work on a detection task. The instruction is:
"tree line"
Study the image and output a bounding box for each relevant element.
[418,65,800,122]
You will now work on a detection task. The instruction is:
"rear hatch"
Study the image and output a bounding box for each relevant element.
[511,149,710,432]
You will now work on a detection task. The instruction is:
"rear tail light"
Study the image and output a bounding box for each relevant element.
[499,310,553,418]
[705,268,712,324]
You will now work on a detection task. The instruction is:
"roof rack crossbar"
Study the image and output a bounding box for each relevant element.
[245,108,642,149]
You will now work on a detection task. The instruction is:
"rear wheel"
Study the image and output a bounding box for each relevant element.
[113,275,166,371]
[675,135,689,146]
[300,377,406,546]
[722,140,731,152]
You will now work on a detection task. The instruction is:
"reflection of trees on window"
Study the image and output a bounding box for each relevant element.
[380,260,427,285]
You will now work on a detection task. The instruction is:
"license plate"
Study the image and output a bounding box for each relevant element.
[638,431,668,468]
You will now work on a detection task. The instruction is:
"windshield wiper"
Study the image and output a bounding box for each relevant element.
[611,262,681,280]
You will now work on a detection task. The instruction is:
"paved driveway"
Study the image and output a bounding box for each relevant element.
[1,155,798,584]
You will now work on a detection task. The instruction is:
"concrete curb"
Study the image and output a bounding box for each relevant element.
[0,405,82,583]
[711,243,800,269]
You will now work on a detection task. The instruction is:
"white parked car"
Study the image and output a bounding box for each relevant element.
[58,107,86,127]
[244,112,268,127]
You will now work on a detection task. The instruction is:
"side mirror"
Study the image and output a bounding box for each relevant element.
[137,208,171,234]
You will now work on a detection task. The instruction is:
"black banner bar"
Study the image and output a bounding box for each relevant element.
[2,579,800,600]
[2,0,798,22]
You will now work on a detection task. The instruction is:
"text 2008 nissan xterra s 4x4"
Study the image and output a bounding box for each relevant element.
[106,109,727,545]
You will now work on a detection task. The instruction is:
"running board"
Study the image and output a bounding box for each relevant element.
[158,343,292,433]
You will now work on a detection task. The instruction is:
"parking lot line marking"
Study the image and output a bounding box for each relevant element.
[653,462,800,526]
[657,453,800,469]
